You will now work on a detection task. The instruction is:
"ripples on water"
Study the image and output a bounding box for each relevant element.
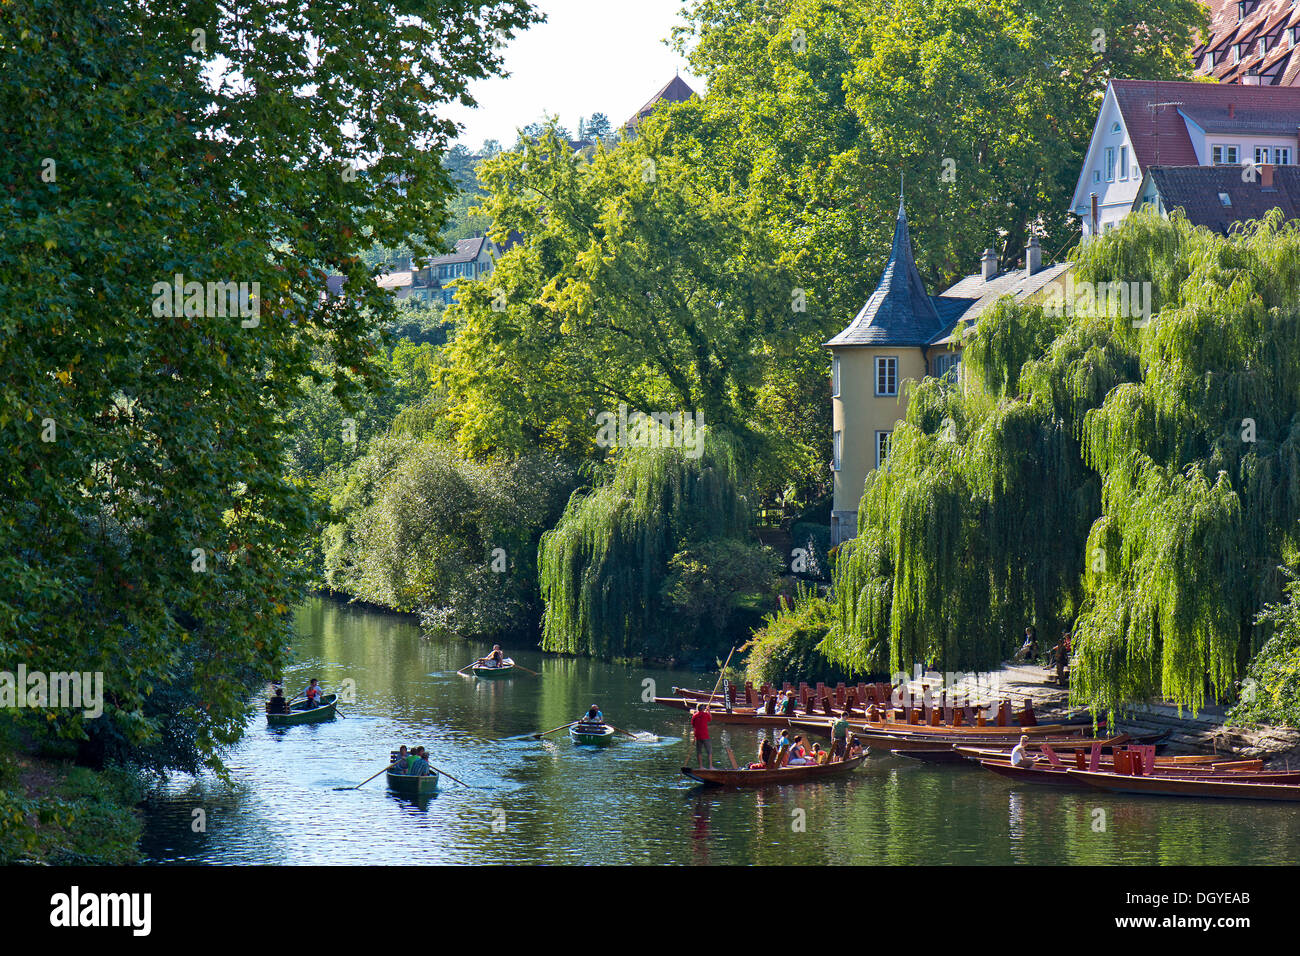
[139,598,1300,865]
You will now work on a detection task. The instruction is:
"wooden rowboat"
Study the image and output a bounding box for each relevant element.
[682,753,868,787]
[471,657,515,679]
[570,723,616,745]
[386,769,439,795]
[895,736,1133,763]
[266,693,338,726]
[1065,768,1300,801]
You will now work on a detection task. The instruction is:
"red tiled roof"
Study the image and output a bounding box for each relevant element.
[1194,0,1300,85]
[1112,78,1300,167]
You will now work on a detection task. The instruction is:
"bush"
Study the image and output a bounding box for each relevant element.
[744,584,865,686]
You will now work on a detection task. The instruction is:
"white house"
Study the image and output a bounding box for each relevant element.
[1070,79,1300,236]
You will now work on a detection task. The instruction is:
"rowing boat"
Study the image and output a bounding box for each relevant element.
[386,770,439,795]
[1066,768,1300,801]
[266,693,338,726]
[570,722,616,745]
[682,753,868,787]
[472,658,515,679]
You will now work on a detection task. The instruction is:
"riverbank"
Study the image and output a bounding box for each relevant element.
[994,663,1300,761]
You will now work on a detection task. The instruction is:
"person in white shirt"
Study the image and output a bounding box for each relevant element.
[1010,735,1036,768]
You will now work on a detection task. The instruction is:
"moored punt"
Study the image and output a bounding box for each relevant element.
[472,657,515,679]
[386,769,439,795]
[1065,768,1300,801]
[653,698,811,725]
[862,731,1087,751]
[894,735,1132,763]
[682,753,868,788]
[267,693,338,726]
[978,759,1295,788]
[570,722,616,745]
[954,743,1235,767]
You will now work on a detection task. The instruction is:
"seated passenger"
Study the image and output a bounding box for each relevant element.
[847,736,864,759]
[408,747,431,777]
[390,746,409,774]
[266,685,288,714]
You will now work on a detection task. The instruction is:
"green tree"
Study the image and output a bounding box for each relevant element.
[0,0,540,772]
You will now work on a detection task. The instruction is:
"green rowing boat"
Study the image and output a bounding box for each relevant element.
[266,693,338,726]
[386,770,439,795]
[570,722,616,745]
[472,657,515,679]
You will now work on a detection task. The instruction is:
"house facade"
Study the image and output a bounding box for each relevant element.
[1070,79,1300,236]
[379,236,498,306]
[827,200,1068,545]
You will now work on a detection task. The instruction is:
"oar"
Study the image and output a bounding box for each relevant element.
[517,720,577,740]
[608,724,654,740]
[457,660,483,676]
[334,760,399,790]
[427,761,472,788]
[511,662,540,676]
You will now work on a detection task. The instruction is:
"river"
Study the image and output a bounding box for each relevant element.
[138,597,1300,865]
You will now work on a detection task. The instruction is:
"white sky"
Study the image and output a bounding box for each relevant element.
[441,0,704,150]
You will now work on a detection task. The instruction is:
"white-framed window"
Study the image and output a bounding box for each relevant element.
[1093,169,1101,183]
[1119,146,1129,181]
[875,430,892,468]
[831,355,841,397]
[932,353,960,380]
[1276,147,1292,165]
[1105,146,1116,182]
[832,430,842,471]
[875,356,898,397]
[1256,146,1270,166]
[1234,44,1242,63]
[1109,122,1121,134]
[1211,144,1239,165]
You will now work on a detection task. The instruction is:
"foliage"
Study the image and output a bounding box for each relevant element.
[323,438,576,640]
[830,209,1300,716]
[744,584,862,686]
[0,0,540,774]
[1229,567,1300,728]
[538,430,763,658]
[660,538,783,634]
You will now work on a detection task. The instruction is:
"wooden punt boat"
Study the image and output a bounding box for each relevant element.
[471,657,515,679]
[385,770,439,795]
[954,743,1228,767]
[979,760,1295,788]
[893,736,1132,763]
[570,722,616,745]
[266,693,338,726]
[865,731,1088,751]
[1066,768,1300,801]
[682,753,868,787]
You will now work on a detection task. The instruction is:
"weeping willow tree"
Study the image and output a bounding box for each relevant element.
[829,208,1300,718]
[538,427,766,659]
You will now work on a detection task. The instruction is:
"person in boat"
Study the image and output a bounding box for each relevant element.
[786,734,812,766]
[763,694,777,715]
[408,747,431,777]
[773,740,791,768]
[391,746,409,774]
[303,679,324,709]
[1010,735,1036,769]
[265,685,289,714]
[812,743,828,765]
[847,735,864,759]
[778,690,797,716]
[829,712,850,762]
[748,738,775,770]
[689,702,713,769]
[776,730,792,752]
[579,704,603,726]
[478,645,505,669]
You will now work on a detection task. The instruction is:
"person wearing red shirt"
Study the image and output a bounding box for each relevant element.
[689,703,713,768]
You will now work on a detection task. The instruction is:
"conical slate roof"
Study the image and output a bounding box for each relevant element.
[827,196,945,347]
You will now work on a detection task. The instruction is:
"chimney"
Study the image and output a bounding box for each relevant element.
[1263,163,1275,188]
[1228,102,1235,119]
[981,248,998,281]
[1025,235,1042,277]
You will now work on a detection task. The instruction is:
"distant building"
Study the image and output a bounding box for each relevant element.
[1134,163,1300,231]
[826,197,1068,545]
[1194,0,1300,85]
[1070,78,1300,237]
[378,236,498,306]
[622,74,697,138]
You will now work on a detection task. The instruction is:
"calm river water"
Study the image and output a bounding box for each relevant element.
[139,597,1300,865]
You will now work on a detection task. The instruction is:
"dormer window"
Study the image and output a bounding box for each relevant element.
[1259,38,1268,56]
[1234,44,1243,63]
[1238,1,1250,22]
[1219,192,1232,206]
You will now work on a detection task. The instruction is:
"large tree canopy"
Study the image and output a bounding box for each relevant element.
[827,210,1300,718]
[0,0,539,769]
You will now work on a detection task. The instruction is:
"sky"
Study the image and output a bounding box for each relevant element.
[441,0,704,150]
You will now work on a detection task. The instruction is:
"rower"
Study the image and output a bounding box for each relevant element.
[1010,735,1036,769]
[302,679,323,709]
[391,746,409,775]
[829,712,850,761]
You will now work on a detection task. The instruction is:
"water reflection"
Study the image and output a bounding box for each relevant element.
[137,597,1300,866]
